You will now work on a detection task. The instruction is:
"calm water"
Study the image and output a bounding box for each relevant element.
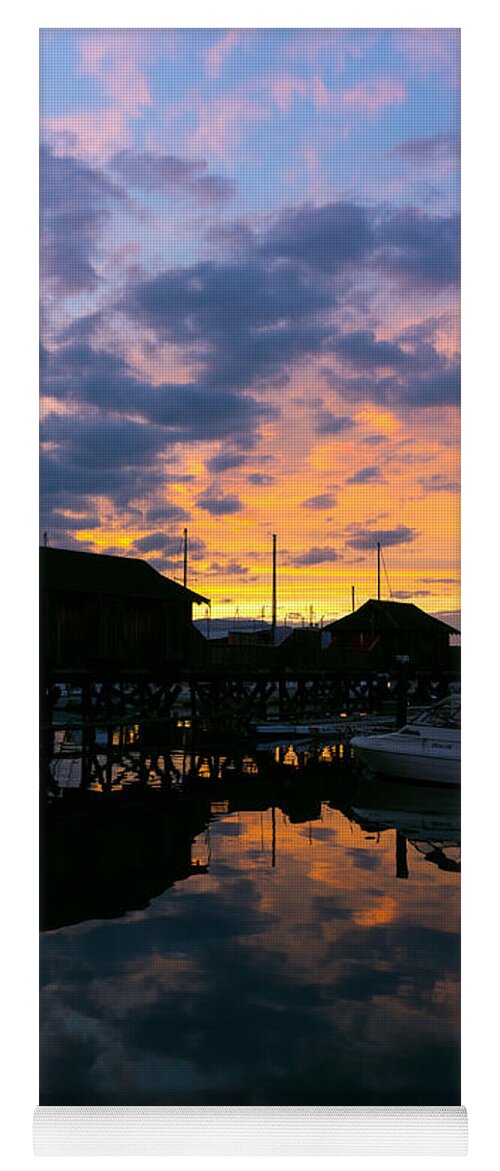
[40,731,460,1105]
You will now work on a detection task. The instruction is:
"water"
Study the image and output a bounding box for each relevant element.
[40,725,460,1105]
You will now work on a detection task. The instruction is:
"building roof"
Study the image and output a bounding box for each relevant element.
[325,599,459,636]
[40,547,209,606]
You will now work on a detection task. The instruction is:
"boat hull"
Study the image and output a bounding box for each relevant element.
[351,736,460,785]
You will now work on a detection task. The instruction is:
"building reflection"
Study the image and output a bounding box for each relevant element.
[41,720,460,931]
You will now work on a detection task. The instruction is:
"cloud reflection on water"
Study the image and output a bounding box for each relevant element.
[40,804,459,1105]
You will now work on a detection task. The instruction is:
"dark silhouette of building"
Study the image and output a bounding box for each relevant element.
[278,627,323,669]
[40,546,208,672]
[324,599,459,671]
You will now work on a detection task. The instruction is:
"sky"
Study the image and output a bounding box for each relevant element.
[39,27,460,622]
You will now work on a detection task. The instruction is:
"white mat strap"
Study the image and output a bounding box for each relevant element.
[34,1105,468,1156]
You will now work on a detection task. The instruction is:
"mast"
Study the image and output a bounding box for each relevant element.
[377,541,381,601]
[271,802,276,868]
[271,533,277,642]
[183,527,188,588]
[396,831,409,880]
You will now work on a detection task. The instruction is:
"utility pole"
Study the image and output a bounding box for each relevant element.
[351,585,355,612]
[377,541,381,601]
[183,528,188,588]
[271,533,277,643]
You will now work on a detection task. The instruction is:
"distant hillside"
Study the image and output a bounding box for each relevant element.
[194,618,300,644]
[195,609,462,640]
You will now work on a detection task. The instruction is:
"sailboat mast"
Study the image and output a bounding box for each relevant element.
[377,541,381,601]
[272,533,277,641]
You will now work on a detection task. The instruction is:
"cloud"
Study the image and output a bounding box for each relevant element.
[392,132,459,168]
[346,526,417,549]
[187,93,270,164]
[40,170,460,544]
[391,590,432,599]
[207,559,250,577]
[419,474,460,493]
[301,493,337,510]
[247,473,275,486]
[132,533,183,556]
[335,330,410,371]
[291,546,341,565]
[121,200,459,416]
[41,109,132,167]
[265,201,373,274]
[264,73,406,119]
[206,452,248,473]
[130,533,205,561]
[144,504,189,524]
[196,490,243,515]
[394,29,460,79]
[78,29,152,116]
[205,30,240,80]
[265,74,311,113]
[329,325,460,410]
[42,32,176,165]
[315,410,354,436]
[347,466,384,485]
[285,29,379,71]
[41,341,275,444]
[40,412,168,519]
[125,255,333,394]
[109,150,236,202]
[421,577,459,585]
[376,208,460,287]
[334,77,405,116]
[40,145,123,294]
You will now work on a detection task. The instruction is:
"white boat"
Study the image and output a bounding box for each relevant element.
[253,713,393,741]
[350,696,460,785]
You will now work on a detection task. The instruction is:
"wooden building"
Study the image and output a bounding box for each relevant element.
[278,627,323,669]
[206,628,277,671]
[40,547,208,672]
[324,599,459,672]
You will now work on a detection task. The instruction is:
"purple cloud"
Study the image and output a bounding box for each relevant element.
[419,473,460,493]
[291,546,341,565]
[196,490,243,515]
[347,466,384,485]
[301,493,337,509]
[110,149,236,202]
[40,145,123,294]
[392,131,459,166]
[247,473,275,486]
[346,526,417,549]
[315,410,355,436]
[206,451,248,473]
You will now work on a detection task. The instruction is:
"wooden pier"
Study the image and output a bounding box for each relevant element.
[41,666,457,732]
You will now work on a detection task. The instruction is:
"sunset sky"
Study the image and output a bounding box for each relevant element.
[40,28,460,622]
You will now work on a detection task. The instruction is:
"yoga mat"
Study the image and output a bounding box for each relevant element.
[38,25,463,1156]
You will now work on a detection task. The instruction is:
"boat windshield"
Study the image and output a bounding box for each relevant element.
[410,697,460,729]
